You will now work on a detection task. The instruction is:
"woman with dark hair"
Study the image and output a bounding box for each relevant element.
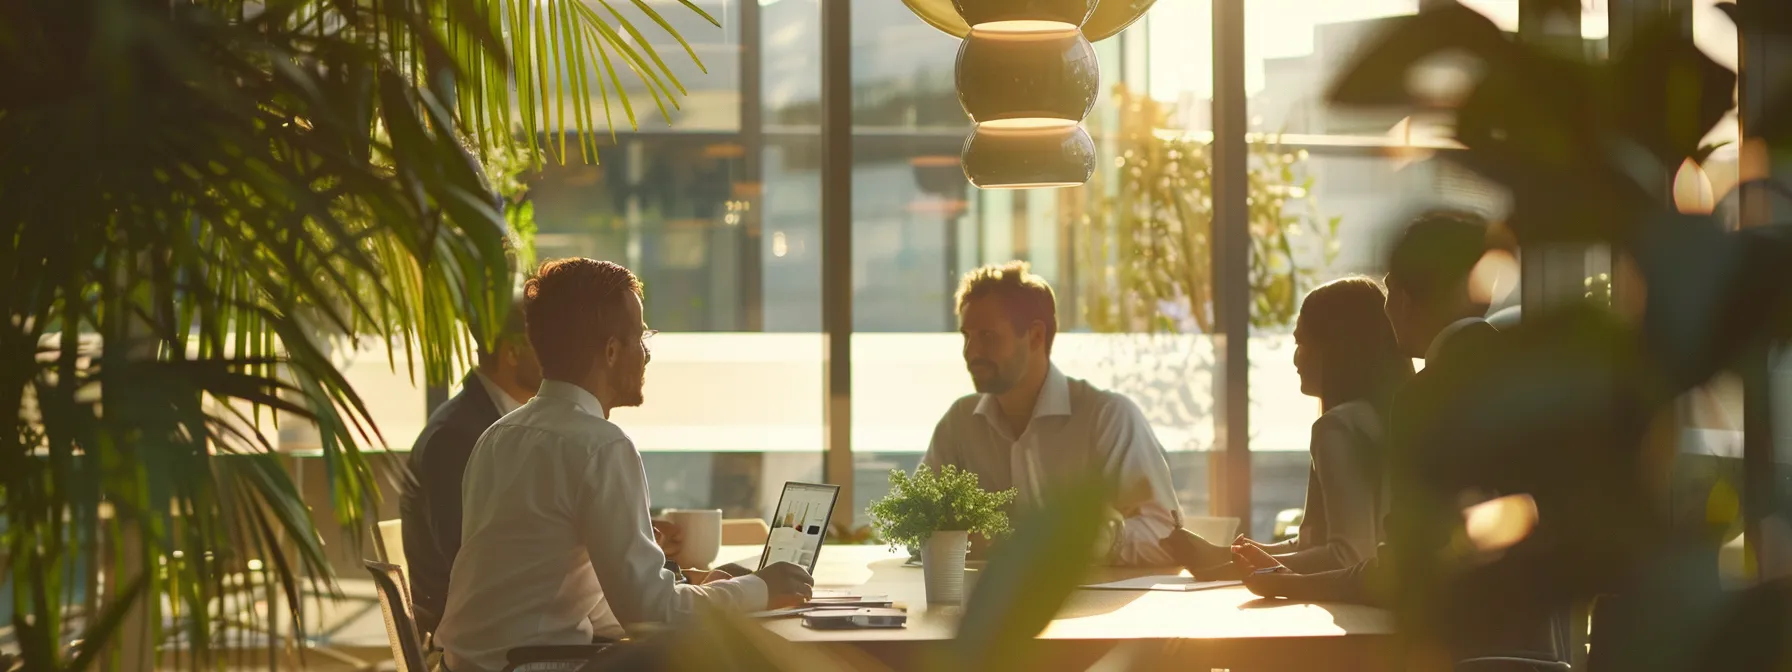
[1163,276,1413,574]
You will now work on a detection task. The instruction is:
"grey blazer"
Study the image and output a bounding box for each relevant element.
[1257,399,1387,574]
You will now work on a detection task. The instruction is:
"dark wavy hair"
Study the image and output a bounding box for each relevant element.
[1297,276,1414,412]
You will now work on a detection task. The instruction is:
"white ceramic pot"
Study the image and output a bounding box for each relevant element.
[921,530,969,604]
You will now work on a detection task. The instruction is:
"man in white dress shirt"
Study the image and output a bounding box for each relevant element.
[922,262,1182,566]
[436,258,813,672]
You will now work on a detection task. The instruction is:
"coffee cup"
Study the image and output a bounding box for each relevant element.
[661,508,723,569]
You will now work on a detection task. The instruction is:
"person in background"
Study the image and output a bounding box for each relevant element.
[1233,210,1498,599]
[399,295,542,635]
[436,259,812,672]
[1162,276,1413,574]
[923,261,1182,567]
[399,295,693,638]
[1232,212,1566,664]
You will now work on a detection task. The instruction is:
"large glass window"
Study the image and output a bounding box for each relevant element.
[844,0,1221,529]
[315,0,1776,552]
[845,0,1016,523]
[515,0,827,521]
[1146,0,1528,539]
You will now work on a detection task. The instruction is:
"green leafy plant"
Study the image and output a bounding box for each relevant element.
[2,0,715,669]
[1073,86,1339,334]
[866,465,1017,551]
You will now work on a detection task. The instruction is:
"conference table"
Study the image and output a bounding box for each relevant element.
[717,544,1397,671]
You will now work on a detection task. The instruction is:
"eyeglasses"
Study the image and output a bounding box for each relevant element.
[640,329,657,363]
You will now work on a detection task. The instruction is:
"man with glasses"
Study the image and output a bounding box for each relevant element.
[399,296,689,642]
[436,258,814,672]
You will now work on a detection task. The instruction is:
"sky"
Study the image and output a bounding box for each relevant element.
[1144,0,1740,101]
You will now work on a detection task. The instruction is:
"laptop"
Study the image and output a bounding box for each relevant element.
[758,482,841,574]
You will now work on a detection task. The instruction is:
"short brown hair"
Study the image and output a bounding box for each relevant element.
[476,292,530,368]
[956,261,1057,353]
[523,258,644,381]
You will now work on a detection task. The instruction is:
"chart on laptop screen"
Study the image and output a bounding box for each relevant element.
[763,483,838,570]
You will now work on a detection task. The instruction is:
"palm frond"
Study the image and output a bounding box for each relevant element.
[446,0,722,163]
[0,0,630,667]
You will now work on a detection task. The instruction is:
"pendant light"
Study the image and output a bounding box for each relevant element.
[902,0,1157,42]
[961,123,1096,189]
[956,23,1099,129]
[901,0,1156,188]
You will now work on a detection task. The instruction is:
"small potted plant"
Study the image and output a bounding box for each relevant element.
[866,464,1016,604]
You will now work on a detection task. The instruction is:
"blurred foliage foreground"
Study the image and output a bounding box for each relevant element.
[1315,2,1792,670]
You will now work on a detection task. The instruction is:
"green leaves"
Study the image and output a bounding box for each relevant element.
[1319,4,1792,666]
[1327,4,1736,246]
[470,0,721,164]
[866,465,1017,551]
[1076,87,1334,334]
[1326,4,1515,111]
[1610,13,1737,168]
[0,0,611,668]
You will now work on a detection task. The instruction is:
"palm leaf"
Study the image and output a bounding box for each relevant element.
[0,0,583,667]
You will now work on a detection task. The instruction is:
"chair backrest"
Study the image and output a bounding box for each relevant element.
[721,518,771,546]
[364,560,429,672]
[377,519,407,569]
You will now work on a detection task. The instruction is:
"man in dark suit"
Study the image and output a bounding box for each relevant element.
[400,302,543,634]
[1236,212,1564,662]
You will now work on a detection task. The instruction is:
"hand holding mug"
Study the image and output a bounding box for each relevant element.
[652,519,684,561]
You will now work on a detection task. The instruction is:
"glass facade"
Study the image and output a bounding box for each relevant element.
[323,0,1771,545]
[323,0,1495,537]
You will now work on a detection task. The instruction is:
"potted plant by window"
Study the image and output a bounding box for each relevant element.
[867,465,1016,604]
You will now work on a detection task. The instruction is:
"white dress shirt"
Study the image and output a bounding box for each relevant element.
[472,369,524,416]
[922,365,1182,566]
[436,380,768,672]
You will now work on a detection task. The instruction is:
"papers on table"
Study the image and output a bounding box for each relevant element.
[807,593,893,608]
[806,599,894,608]
[748,598,899,619]
[1078,575,1243,592]
[747,593,896,618]
[749,606,830,618]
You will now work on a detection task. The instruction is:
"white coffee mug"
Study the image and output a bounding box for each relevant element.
[661,508,723,569]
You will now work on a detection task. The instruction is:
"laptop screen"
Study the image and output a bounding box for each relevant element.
[759,482,840,573]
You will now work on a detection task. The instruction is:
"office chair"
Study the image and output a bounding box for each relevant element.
[364,561,610,672]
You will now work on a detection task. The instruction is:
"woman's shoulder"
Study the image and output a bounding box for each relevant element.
[1315,399,1385,437]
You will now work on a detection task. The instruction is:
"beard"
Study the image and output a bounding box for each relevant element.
[968,354,1023,394]
[607,354,647,408]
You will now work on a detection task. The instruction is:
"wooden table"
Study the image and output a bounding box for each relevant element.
[718,545,1396,671]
